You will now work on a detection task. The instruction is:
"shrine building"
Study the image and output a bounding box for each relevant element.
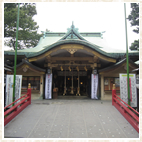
[4,24,139,100]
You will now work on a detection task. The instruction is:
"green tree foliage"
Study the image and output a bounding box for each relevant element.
[127,3,139,50]
[129,39,139,51]
[4,3,42,50]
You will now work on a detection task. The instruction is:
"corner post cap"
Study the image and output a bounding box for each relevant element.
[28,83,31,89]
[112,84,116,90]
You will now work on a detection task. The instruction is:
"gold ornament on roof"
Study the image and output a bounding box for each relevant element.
[66,48,78,54]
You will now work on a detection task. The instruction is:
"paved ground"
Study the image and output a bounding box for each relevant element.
[4,98,139,138]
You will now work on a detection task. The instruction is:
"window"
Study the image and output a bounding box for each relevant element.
[22,76,40,90]
[22,76,28,90]
[104,77,120,91]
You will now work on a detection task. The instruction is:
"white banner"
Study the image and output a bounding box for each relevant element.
[45,74,52,99]
[119,74,137,107]
[91,74,98,99]
[6,75,22,107]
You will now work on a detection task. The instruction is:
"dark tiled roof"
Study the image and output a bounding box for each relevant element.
[99,58,139,73]
[15,59,46,72]
[26,39,116,59]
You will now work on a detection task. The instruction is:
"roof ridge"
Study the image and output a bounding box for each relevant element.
[59,23,86,41]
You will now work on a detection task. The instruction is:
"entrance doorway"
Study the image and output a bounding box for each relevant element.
[56,71,89,96]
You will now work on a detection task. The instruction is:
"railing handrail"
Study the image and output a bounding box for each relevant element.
[4,92,29,110]
[4,83,31,126]
[114,93,139,116]
[4,96,30,116]
[112,84,139,133]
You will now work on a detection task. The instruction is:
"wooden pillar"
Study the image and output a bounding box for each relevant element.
[78,71,80,96]
[71,67,74,94]
[76,71,80,96]
[101,75,104,100]
[63,67,66,95]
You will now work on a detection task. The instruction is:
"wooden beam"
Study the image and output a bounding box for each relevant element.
[48,57,94,61]
[44,63,102,69]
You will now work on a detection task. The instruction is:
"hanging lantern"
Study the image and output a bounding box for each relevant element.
[68,66,71,71]
[60,66,63,71]
[76,66,79,72]
[84,66,87,71]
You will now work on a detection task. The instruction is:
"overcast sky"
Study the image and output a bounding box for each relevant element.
[33,2,139,51]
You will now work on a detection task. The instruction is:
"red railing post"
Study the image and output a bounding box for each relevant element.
[27,83,31,104]
[111,83,139,133]
[112,84,116,106]
[4,87,32,126]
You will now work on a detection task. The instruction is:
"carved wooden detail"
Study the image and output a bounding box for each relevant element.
[66,48,78,54]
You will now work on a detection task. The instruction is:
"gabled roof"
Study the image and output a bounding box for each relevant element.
[4,23,139,61]
[26,39,116,59]
[4,38,139,62]
[15,59,46,72]
[4,64,13,72]
[98,58,139,73]
[60,23,86,41]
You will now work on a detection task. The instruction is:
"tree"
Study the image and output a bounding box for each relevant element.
[127,3,139,51]
[4,3,42,50]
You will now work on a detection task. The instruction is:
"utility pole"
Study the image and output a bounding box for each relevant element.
[124,3,130,106]
[13,3,20,104]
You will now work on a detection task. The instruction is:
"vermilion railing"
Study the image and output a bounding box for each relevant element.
[112,84,139,133]
[4,87,31,126]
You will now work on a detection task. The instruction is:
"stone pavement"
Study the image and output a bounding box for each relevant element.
[4,98,139,138]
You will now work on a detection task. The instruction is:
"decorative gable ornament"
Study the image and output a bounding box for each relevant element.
[66,48,78,54]
[22,65,29,72]
[23,67,28,72]
[60,22,86,41]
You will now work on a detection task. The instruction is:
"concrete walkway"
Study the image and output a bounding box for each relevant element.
[4,98,139,138]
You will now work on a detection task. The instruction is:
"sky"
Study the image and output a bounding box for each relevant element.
[33,2,139,51]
